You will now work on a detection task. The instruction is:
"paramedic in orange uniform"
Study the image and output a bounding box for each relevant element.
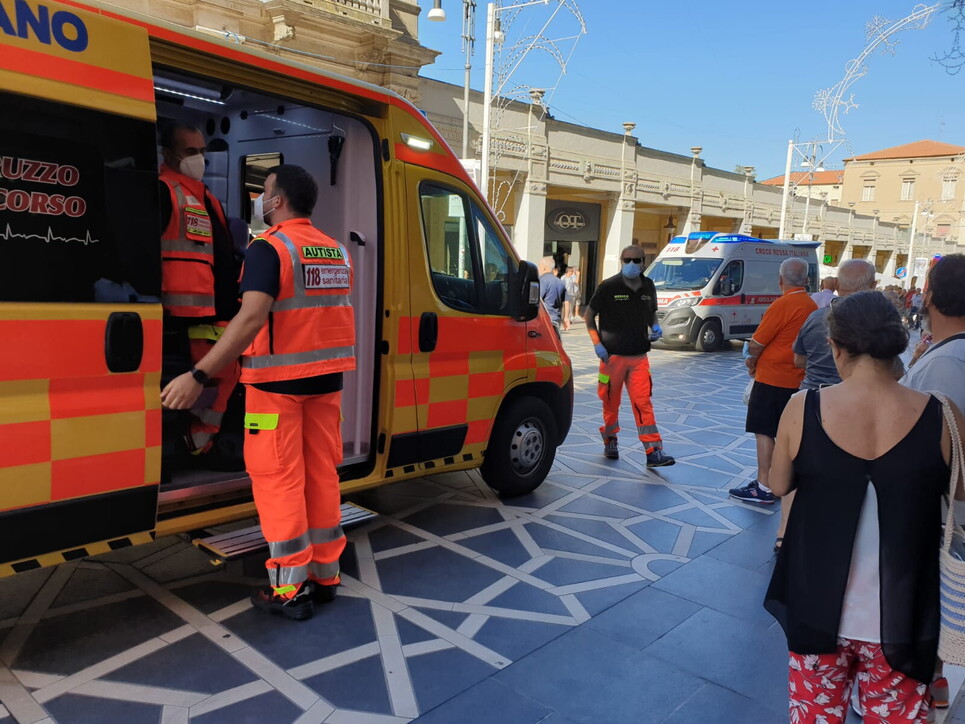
[585,245,675,468]
[161,164,355,621]
[159,123,241,458]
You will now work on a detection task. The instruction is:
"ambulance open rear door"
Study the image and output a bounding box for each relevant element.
[0,0,163,575]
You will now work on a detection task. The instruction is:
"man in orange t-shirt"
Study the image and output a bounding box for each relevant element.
[730,257,817,504]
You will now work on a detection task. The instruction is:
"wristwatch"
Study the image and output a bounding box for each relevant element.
[190,367,210,385]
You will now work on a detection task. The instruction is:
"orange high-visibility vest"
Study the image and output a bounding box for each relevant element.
[159,165,227,318]
[240,218,356,384]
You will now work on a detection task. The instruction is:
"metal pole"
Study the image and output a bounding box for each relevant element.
[778,139,794,238]
[480,2,496,200]
[802,178,812,235]
[461,0,475,160]
[906,199,919,290]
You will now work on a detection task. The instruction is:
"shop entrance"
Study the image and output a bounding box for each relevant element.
[544,240,598,311]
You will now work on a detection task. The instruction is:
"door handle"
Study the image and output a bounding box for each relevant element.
[418,312,438,353]
[528,330,541,338]
[104,312,143,373]
[741,293,746,304]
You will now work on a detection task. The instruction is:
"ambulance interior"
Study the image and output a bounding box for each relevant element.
[153,69,379,495]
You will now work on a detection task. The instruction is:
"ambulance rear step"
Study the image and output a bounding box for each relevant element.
[193,502,377,561]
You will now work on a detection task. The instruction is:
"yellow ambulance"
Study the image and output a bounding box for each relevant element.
[0,0,573,576]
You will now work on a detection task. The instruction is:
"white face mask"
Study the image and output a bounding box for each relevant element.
[253,193,278,225]
[178,154,206,181]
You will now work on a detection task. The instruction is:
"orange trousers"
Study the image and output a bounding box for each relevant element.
[188,336,239,452]
[598,354,662,450]
[244,385,346,588]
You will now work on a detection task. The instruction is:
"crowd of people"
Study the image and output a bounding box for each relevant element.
[742,256,965,723]
[569,248,965,723]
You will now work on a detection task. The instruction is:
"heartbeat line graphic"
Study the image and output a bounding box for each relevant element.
[0,223,100,246]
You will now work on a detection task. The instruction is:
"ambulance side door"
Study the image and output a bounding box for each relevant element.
[398,166,527,472]
[0,91,163,575]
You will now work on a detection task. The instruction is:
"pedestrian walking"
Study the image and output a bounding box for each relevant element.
[810,276,837,309]
[538,256,568,336]
[764,290,964,724]
[572,269,583,320]
[730,258,816,504]
[562,266,578,322]
[584,245,674,468]
[161,164,354,621]
[771,260,878,551]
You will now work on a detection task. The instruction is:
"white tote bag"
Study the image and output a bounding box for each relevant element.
[936,392,965,666]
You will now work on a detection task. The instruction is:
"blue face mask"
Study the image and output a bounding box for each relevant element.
[621,261,642,279]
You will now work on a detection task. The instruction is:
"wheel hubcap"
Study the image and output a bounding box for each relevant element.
[510,418,544,475]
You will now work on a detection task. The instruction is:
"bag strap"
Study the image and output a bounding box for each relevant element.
[935,391,965,552]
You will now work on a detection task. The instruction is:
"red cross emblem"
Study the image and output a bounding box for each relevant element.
[712,246,719,251]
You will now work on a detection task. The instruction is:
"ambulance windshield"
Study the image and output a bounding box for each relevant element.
[646,257,721,291]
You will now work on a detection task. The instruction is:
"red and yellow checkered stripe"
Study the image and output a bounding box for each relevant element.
[385,315,569,478]
[0,305,162,514]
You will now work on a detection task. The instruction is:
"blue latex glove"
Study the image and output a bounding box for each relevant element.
[593,343,610,362]
[649,324,662,342]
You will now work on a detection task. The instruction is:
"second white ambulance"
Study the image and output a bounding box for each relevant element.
[648,232,820,351]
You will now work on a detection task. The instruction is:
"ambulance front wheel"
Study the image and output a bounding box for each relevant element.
[695,318,723,352]
[482,397,558,497]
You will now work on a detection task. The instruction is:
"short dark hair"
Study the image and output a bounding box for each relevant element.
[828,290,908,360]
[267,164,318,217]
[159,122,202,151]
[927,254,965,318]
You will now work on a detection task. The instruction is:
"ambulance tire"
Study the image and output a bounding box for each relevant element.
[482,397,557,497]
[695,318,723,352]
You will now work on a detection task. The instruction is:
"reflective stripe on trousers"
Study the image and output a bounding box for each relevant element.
[597,354,662,447]
[246,385,346,588]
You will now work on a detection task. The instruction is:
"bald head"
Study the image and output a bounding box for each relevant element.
[779,257,809,287]
[820,276,837,291]
[538,256,555,275]
[836,259,876,295]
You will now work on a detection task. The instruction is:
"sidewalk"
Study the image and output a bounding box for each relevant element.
[0,326,956,723]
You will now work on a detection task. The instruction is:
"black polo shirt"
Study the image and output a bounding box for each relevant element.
[588,273,657,356]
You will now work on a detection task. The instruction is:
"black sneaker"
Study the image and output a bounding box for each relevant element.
[250,582,314,620]
[309,578,339,604]
[603,437,619,459]
[646,448,675,467]
[728,480,776,505]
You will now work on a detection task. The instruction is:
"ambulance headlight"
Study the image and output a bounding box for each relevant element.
[667,297,701,308]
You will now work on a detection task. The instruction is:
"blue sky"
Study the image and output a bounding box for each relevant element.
[416,1,965,178]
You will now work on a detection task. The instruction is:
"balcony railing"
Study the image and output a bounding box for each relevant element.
[331,0,383,14]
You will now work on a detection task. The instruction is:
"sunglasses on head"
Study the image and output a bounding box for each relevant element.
[622,257,644,264]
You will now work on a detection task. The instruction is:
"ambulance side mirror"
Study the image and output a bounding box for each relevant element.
[516,260,540,322]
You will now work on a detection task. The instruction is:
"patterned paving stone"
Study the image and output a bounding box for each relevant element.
[0,334,782,723]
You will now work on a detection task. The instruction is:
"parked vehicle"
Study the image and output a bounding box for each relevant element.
[0,0,573,576]
[648,232,820,352]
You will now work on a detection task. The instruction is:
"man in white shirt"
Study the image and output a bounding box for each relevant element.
[900,254,965,715]
[810,276,837,309]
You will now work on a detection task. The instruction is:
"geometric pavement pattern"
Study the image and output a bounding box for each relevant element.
[0,328,777,724]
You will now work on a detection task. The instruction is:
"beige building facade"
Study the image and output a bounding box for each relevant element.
[841,140,965,265]
[420,78,907,294]
[105,0,439,103]
[760,170,843,203]
[102,0,909,290]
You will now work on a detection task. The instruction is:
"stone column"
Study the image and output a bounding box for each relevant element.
[603,194,636,278]
[681,192,702,235]
[513,179,547,263]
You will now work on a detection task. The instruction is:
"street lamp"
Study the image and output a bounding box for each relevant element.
[428,0,446,21]
[428,2,477,161]
[481,1,550,198]
[778,138,842,238]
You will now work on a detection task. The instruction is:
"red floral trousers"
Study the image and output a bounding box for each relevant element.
[788,637,928,724]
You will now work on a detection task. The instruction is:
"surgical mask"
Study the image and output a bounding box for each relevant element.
[253,193,278,225]
[178,153,206,181]
[621,261,642,279]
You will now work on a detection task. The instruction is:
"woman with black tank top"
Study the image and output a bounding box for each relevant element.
[763,291,965,724]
